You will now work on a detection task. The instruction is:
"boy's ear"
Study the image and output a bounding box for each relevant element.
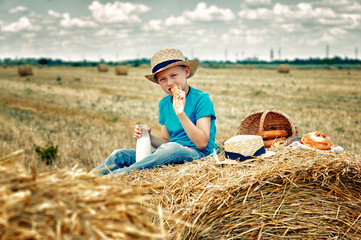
[184,66,191,77]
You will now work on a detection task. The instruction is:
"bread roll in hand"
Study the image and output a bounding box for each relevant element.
[171,85,184,115]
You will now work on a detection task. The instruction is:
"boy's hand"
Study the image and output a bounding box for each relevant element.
[134,125,151,139]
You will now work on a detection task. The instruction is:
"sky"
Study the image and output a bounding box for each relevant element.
[0,0,360,61]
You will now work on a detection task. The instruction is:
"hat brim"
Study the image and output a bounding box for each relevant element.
[145,60,199,84]
[224,149,276,161]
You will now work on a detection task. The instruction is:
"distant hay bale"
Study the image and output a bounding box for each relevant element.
[17,64,33,77]
[236,64,246,69]
[139,64,149,68]
[357,65,361,70]
[277,64,290,73]
[97,64,108,72]
[115,65,128,75]
[2,65,8,68]
[249,64,257,69]
[328,66,339,70]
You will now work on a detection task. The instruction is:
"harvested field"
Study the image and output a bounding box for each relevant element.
[0,65,360,239]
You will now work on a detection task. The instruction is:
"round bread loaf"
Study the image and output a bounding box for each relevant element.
[301,131,333,150]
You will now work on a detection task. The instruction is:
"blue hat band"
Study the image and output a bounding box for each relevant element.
[152,59,184,74]
[225,146,266,161]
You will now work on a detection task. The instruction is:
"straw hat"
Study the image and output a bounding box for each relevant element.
[224,135,275,161]
[145,48,199,84]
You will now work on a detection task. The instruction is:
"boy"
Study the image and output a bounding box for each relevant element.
[93,48,217,175]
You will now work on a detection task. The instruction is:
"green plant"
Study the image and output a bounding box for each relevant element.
[34,141,58,165]
[253,89,267,96]
[56,76,62,83]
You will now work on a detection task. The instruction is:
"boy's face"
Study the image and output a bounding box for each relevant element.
[156,65,190,95]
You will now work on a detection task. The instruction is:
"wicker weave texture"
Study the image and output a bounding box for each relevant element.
[237,109,298,137]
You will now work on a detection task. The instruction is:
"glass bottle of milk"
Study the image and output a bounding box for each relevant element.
[136,124,152,162]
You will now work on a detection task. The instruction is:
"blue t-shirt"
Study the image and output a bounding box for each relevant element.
[158,86,217,155]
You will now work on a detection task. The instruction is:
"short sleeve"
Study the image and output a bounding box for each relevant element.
[195,93,216,121]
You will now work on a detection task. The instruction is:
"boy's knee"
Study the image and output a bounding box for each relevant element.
[110,148,127,156]
[159,142,180,150]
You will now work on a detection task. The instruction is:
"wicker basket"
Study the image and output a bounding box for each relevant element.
[237,109,298,138]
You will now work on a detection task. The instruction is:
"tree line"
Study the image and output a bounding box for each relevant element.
[1,56,360,68]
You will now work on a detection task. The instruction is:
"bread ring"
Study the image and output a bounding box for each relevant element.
[259,130,288,139]
[301,131,333,150]
[264,137,286,148]
[171,85,184,115]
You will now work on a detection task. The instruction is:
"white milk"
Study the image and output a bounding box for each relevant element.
[136,124,152,162]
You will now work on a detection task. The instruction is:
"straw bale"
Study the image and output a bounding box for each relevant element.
[2,148,361,239]
[97,64,108,72]
[115,65,129,75]
[277,64,290,73]
[139,64,149,68]
[117,148,361,239]
[17,64,33,77]
[0,151,170,240]
[328,66,339,71]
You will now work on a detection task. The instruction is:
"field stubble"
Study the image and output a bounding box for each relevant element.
[0,66,360,171]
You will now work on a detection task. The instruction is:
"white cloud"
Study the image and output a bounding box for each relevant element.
[143,19,162,31]
[88,1,150,23]
[9,6,27,13]
[245,0,271,6]
[1,17,41,32]
[95,28,115,36]
[60,13,97,28]
[95,28,128,39]
[48,10,62,18]
[184,2,235,21]
[22,32,35,39]
[340,13,360,28]
[274,3,338,19]
[221,27,266,45]
[329,27,347,35]
[152,2,235,30]
[49,29,71,36]
[301,32,336,46]
[238,7,273,20]
[275,22,305,33]
[164,16,190,26]
[239,3,339,21]
[344,1,361,12]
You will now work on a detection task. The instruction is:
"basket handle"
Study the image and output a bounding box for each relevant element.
[257,110,270,135]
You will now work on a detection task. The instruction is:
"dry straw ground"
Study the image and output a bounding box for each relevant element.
[0,65,361,239]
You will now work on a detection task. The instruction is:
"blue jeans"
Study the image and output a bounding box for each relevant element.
[93,142,208,175]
